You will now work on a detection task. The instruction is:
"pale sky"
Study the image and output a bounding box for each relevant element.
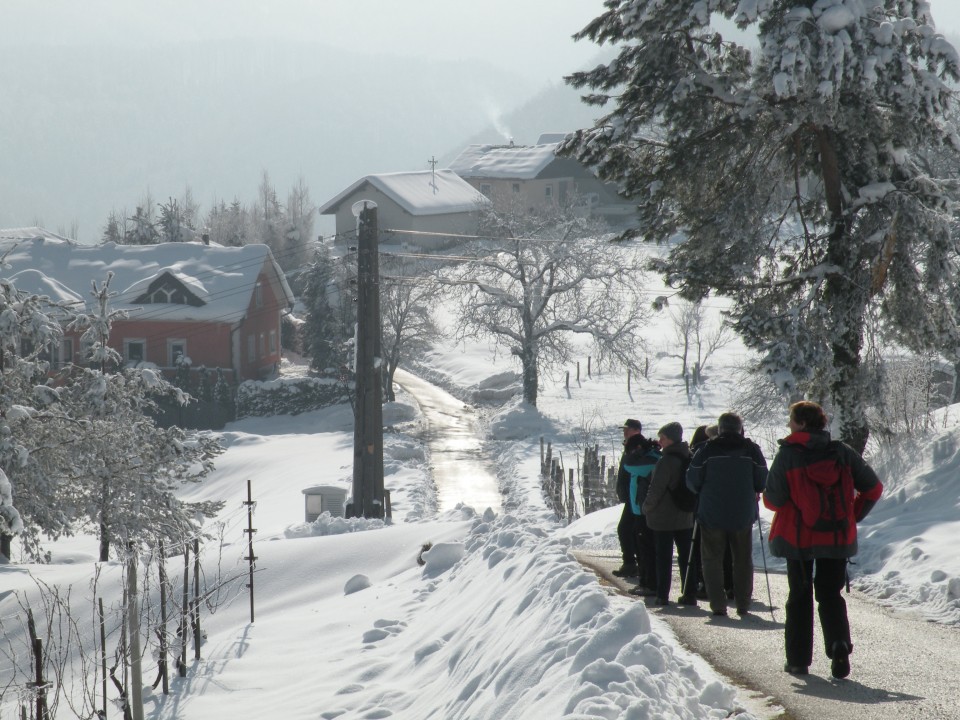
[3,1,960,85]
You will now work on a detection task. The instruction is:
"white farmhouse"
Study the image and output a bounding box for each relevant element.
[318,169,490,250]
[448,139,635,227]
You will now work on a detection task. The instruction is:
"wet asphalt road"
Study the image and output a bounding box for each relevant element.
[576,551,960,720]
[393,368,502,515]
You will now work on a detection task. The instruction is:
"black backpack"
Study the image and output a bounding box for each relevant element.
[669,457,697,512]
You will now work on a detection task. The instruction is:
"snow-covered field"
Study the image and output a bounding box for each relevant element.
[3,252,960,719]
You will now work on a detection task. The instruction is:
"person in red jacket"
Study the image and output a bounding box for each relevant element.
[763,401,883,680]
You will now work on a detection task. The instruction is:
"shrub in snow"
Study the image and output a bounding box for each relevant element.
[284,513,385,539]
[236,376,349,418]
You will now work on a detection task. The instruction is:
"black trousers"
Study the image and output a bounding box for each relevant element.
[654,527,693,600]
[617,505,640,568]
[784,557,851,667]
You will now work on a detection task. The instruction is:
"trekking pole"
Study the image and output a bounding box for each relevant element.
[682,520,698,598]
[756,514,776,623]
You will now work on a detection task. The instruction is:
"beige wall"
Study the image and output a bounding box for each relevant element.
[469,177,576,212]
[329,186,481,250]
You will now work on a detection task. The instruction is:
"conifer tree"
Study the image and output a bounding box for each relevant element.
[563,2,960,450]
[301,245,346,373]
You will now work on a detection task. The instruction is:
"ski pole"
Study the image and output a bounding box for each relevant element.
[756,514,775,623]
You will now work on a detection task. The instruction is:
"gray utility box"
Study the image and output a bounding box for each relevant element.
[303,485,348,521]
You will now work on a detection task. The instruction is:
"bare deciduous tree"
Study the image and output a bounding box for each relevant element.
[663,299,734,399]
[442,198,650,406]
[380,257,441,402]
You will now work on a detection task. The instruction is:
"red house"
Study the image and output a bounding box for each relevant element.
[0,229,295,383]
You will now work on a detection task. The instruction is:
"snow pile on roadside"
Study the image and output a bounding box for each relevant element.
[320,509,757,720]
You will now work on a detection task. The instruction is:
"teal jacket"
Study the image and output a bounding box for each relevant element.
[617,435,661,515]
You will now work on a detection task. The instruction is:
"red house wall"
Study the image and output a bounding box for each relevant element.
[111,319,234,371]
[237,271,284,380]
[59,269,286,383]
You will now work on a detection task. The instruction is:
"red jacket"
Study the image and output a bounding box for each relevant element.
[763,430,882,560]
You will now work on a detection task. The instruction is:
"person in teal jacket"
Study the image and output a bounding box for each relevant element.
[615,420,660,596]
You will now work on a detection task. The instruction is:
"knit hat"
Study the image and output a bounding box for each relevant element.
[657,422,683,444]
[621,418,642,431]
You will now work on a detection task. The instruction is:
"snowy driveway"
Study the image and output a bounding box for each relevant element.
[577,551,960,720]
[393,368,502,514]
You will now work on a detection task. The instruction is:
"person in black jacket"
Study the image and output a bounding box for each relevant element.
[613,419,660,594]
[686,412,767,616]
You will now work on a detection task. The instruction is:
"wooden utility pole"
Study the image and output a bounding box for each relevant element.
[351,202,385,519]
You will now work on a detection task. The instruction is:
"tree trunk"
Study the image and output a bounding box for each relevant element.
[99,523,111,562]
[819,127,869,454]
[520,347,538,406]
[384,363,397,403]
[0,533,10,561]
[952,359,960,405]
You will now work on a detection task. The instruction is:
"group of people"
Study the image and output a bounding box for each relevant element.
[613,401,883,680]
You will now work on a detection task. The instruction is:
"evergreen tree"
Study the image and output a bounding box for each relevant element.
[196,365,214,402]
[563,2,960,450]
[300,245,346,373]
[157,197,193,243]
[214,367,233,408]
[100,210,126,244]
[63,276,222,560]
[126,205,159,245]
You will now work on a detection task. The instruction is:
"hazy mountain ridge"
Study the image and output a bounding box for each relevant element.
[0,40,542,240]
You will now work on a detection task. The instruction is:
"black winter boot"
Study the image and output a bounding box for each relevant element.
[830,641,851,679]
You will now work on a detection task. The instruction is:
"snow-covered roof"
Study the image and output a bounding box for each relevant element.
[0,234,294,324]
[448,143,561,180]
[536,132,570,145]
[0,226,73,242]
[318,169,489,216]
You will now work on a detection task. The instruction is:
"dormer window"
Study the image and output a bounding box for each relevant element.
[134,272,205,307]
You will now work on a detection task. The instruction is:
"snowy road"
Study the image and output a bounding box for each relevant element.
[393,368,502,514]
[577,550,960,720]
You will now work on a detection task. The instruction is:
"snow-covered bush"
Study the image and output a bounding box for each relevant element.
[236,376,349,418]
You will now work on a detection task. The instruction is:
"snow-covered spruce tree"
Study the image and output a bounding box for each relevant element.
[563,2,960,451]
[125,204,159,245]
[66,276,223,561]
[380,256,441,402]
[157,196,194,243]
[443,195,649,406]
[0,277,68,558]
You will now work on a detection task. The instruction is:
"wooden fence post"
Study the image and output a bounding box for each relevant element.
[99,598,108,718]
[192,539,201,661]
[157,540,169,695]
[179,544,189,676]
[243,480,257,625]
